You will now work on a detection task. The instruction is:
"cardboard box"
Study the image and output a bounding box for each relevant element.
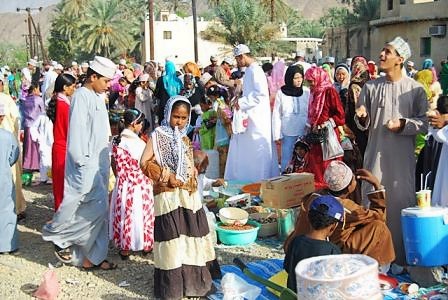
[260,173,315,209]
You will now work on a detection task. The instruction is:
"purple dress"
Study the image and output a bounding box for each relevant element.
[21,94,44,170]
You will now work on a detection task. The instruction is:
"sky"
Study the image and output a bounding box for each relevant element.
[0,0,61,13]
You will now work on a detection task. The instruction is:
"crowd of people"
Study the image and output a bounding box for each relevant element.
[0,35,448,298]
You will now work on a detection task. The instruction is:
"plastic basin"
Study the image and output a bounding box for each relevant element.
[215,221,260,245]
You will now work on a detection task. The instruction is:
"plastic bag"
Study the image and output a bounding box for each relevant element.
[221,273,261,300]
[321,120,344,161]
[192,132,201,150]
[33,270,60,300]
[215,118,230,147]
[232,109,249,134]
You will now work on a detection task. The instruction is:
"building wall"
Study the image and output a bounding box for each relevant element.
[142,14,231,66]
[324,0,447,70]
[370,21,447,70]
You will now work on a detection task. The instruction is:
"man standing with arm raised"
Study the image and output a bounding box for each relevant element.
[355,37,428,265]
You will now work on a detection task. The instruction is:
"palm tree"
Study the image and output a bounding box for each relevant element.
[259,0,290,23]
[78,0,134,57]
[209,0,278,55]
[60,0,89,17]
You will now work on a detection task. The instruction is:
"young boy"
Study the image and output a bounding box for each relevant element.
[0,103,20,253]
[42,56,118,270]
[284,195,342,292]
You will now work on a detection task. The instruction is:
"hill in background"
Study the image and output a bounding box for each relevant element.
[0,0,344,48]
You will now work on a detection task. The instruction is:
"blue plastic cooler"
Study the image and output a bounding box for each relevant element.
[401,207,448,267]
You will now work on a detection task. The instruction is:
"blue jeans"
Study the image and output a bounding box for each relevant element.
[281,135,299,172]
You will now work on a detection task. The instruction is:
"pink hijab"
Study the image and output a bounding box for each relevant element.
[268,60,286,96]
[305,66,334,126]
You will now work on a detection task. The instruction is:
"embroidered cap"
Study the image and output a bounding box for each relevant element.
[90,56,117,79]
[310,195,344,222]
[233,44,251,57]
[387,36,411,61]
[119,58,127,66]
[324,161,353,192]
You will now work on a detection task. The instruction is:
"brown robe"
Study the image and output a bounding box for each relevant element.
[285,190,395,265]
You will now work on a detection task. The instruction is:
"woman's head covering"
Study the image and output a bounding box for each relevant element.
[305,66,334,126]
[156,95,192,182]
[350,56,370,85]
[367,60,377,79]
[334,63,350,90]
[422,58,438,83]
[414,69,433,100]
[422,58,434,70]
[280,64,304,97]
[183,62,201,78]
[163,61,183,97]
[268,60,286,96]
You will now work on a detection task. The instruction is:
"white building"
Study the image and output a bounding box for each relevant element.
[142,11,231,66]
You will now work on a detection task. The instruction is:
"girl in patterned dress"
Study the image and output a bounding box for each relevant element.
[140,95,221,299]
[109,108,154,260]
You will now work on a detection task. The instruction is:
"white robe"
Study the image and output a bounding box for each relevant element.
[355,76,428,264]
[431,125,448,207]
[225,62,279,182]
[42,87,111,266]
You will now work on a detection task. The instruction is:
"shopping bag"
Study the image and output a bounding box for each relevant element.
[192,132,201,150]
[232,109,249,134]
[215,118,230,147]
[321,120,344,161]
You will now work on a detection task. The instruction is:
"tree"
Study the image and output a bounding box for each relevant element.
[78,0,135,57]
[319,7,350,28]
[209,0,279,56]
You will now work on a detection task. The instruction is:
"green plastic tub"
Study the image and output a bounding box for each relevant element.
[215,221,260,245]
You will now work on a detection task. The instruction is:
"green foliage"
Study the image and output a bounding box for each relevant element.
[286,10,325,38]
[209,0,279,56]
[319,7,351,28]
[0,44,28,68]
[48,0,145,62]
[352,0,380,21]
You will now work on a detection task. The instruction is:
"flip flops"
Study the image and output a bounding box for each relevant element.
[54,245,72,264]
[82,260,118,271]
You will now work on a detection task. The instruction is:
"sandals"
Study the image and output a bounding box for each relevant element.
[54,245,72,263]
[82,260,118,271]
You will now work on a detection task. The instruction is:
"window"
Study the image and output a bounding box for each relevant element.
[387,0,393,10]
[420,37,431,57]
[400,0,406,4]
[163,31,172,40]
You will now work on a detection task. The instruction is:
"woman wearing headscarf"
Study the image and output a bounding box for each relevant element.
[154,60,183,124]
[414,69,434,156]
[344,56,371,157]
[272,65,310,172]
[340,56,371,204]
[304,67,345,188]
[422,58,442,109]
[333,63,350,110]
[140,95,221,299]
[267,60,286,110]
[181,73,205,131]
